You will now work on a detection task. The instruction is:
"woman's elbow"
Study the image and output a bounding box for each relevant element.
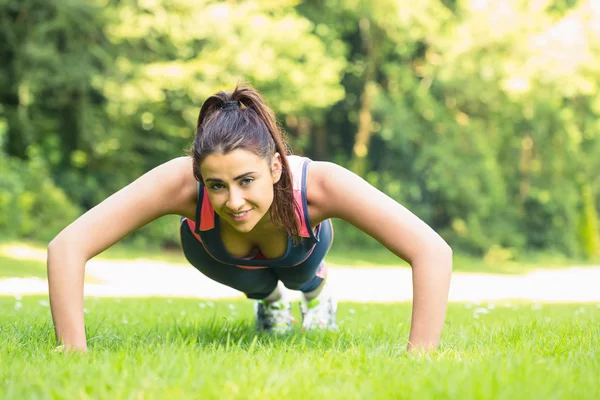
[422,237,453,268]
[436,239,453,272]
[48,234,68,256]
[439,240,453,259]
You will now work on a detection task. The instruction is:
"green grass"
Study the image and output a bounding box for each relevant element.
[2,296,599,399]
[0,251,97,282]
[0,254,49,279]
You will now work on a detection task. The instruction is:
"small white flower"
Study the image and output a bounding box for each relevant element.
[531,303,542,310]
[84,308,90,314]
[122,318,128,324]
[38,300,49,307]
[14,295,22,301]
[207,301,214,308]
[199,302,206,308]
[487,304,495,310]
[14,302,23,310]
[349,308,356,314]
[167,299,172,304]
[228,304,235,310]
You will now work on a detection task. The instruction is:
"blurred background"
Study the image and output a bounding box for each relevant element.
[1,0,599,264]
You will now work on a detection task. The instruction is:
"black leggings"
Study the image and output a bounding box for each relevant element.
[179,218,333,300]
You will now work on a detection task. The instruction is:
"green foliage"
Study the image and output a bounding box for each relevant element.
[0,156,81,241]
[0,0,599,255]
[578,183,600,258]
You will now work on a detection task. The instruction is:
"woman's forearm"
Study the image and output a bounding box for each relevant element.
[47,239,88,351]
[407,244,453,352]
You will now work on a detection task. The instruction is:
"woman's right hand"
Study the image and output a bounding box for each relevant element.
[52,344,87,354]
[47,239,89,351]
[46,156,197,352]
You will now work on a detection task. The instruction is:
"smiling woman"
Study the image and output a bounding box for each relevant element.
[201,150,279,234]
[46,82,452,354]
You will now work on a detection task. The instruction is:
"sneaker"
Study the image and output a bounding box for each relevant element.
[300,289,338,331]
[254,299,293,334]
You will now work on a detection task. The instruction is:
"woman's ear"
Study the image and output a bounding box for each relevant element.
[271,152,283,184]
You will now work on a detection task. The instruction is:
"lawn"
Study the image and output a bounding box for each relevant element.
[0,254,49,280]
[0,253,98,282]
[2,296,599,399]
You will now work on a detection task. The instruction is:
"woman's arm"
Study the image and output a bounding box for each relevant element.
[47,157,196,352]
[307,161,452,352]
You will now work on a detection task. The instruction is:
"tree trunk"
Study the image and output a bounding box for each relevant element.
[350,17,376,177]
[4,82,30,160]
[518,133,533,212]
[311,122,328,160]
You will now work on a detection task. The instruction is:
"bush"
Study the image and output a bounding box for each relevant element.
[578,184,600,259]
[0,156,81,242]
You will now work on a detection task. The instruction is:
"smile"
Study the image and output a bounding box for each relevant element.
[228,210,251,221]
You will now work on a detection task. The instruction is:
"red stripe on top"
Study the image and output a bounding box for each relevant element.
[185,219,203,243]
[199,186,215,231]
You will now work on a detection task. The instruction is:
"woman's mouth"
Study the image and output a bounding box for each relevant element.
[229,210,251,222]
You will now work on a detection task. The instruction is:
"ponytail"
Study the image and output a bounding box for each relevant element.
[190,83,302,243]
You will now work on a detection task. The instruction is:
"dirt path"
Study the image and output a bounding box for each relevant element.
[2,245,600,303]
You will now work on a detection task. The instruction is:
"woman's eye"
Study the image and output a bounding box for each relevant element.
[209,183,224,190]
[241,178,254,185]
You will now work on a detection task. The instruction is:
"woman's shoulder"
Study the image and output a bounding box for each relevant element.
[157,156,198,217]
[304,159,329,193]
[302,159,343,223]
[162,156,196,187]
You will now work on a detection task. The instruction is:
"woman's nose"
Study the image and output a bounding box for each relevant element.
[225,188,245,210]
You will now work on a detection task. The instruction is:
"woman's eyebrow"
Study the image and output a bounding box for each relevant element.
[204,172,256,182]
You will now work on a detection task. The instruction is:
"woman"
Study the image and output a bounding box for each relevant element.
[48,83,452,353]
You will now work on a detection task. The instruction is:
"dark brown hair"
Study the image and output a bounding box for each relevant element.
[190,83,301,243]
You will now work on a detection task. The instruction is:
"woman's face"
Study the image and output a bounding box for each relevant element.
[200,149,282,233]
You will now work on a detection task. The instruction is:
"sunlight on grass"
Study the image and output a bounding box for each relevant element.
[0,254,48,279]
[0,245,98,282]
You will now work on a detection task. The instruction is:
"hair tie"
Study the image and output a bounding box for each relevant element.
[222,100,240,111]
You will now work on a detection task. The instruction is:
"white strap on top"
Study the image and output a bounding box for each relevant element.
[287,155,307,191]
